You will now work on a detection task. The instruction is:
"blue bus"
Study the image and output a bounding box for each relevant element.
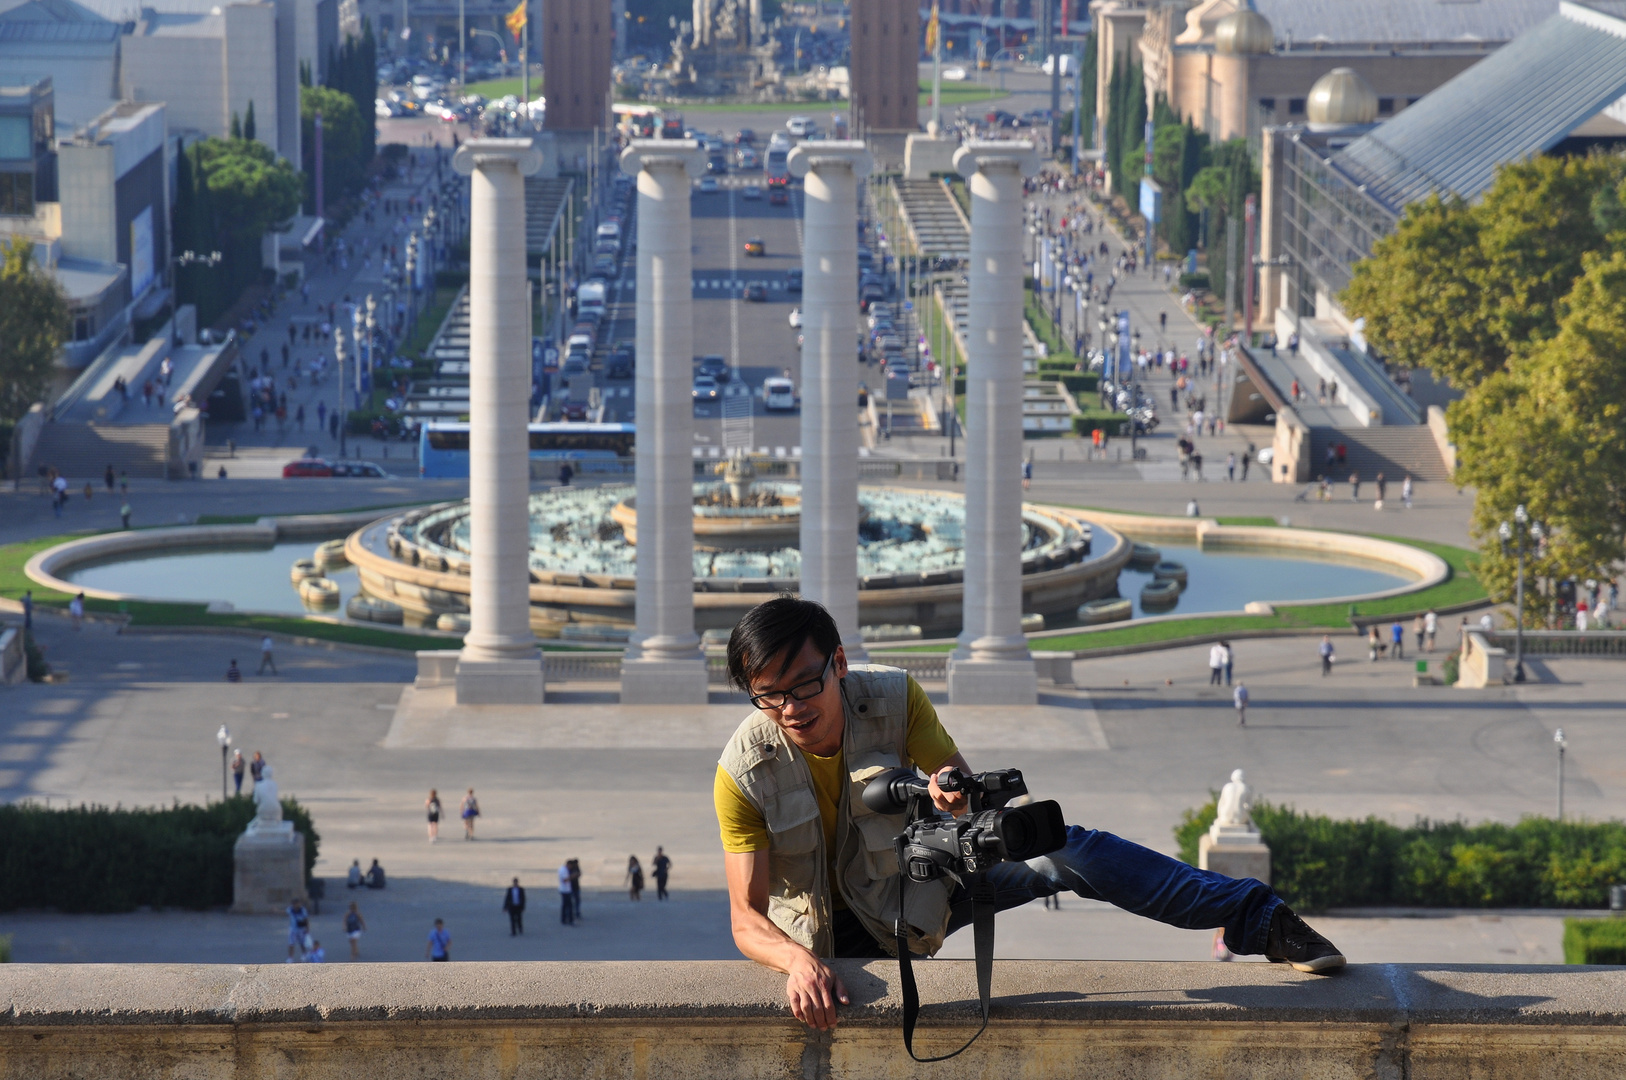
[419,421,636,478]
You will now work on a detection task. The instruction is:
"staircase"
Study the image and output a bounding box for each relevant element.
[26,422,173,481]
[1309,426,1451,484]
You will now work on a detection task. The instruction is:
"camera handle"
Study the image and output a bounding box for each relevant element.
[895,853,998,1063]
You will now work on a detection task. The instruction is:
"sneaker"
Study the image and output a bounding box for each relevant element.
[1264,905,1346,973]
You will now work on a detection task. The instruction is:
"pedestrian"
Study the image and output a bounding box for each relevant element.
[1391,621,1405,660]
[366,858,387,888]
[258,635,278,674]
[1350,473,1360,501]
[69,592,84,631]
[226,659,242,682]
[1366,625,1381,661]
[104,464,114,492]
[120,501,132,529]
[1374,473,1386,510]
[1414,615,1426,654]
[1424,609,1438,652]
[569,857,583,920]
[626,856,644,901]
[1022,459,1032,490]
[250,751,265,787]
[231,749,246,794]
[1222,640,1233,686]
[503,877,526,934]
[22,589,32,630]
[303,938,327,963]
[1319,635,1335,676]
[345,902,367,959]
[558,861,576,925]
[1402,475,1413,510]
[558,461,574,486]
[1577,601,1590,632]
[1208,641,1226,685]
[425,918,451,961]
[287,897,312,962]
[1226,452,1236,481]
[1233,682,1249,726]
[426,789,442,841]
[652,847,671,900]
[460,788,480,839]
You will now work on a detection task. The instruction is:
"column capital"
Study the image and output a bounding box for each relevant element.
[620,139,708,180]
[952,140,1041,180]
[451,138,547,177]
[787,141,874,180]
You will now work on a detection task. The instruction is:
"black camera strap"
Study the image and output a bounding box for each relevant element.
[895,872,998,1063]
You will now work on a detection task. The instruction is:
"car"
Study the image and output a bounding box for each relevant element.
[788,308,802,328]
[698,176,720,193]
[734,128,757,144]
[741,182,763,199]
[785,268,802,293]
[692,375,721,401]
[607,347,633,379]
[697,354,729,382]
[708,155,728,174]
[768,186,789,206]
[786,116,816,137]
[744,281,768,301]
[737,148,761,169]
[743,237,765,257]
[560,400,589,421]
[860,283,887,311]
[591,253,617,276]
[763,377,797,411]
[282,458,333,478]
[942,66,969,82]
[330,461,392,478]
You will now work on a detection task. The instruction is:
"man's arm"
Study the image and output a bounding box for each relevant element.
[926,751,974,816]
[724,850,848,1031]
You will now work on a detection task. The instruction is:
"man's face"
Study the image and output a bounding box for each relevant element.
[750,639,848,756]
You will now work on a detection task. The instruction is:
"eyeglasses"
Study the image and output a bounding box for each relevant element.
[749,652,834,712]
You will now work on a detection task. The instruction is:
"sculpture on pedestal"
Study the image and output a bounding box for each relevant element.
[1199,768,1271,884]
[233,762,306,913]
[1214,769,1254,831]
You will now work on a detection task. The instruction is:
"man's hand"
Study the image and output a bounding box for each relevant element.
[785,955,849,1030]
[929,764,969,817]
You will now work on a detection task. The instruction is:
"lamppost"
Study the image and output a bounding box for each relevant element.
[1498,504,1543,683]
[366,295,378,390]
[1554,727,1567,820]
[172,249,223,311]
[216,725,231,800]
[334,324,349,457]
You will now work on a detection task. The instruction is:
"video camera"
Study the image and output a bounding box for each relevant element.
[862,766,1070,1062]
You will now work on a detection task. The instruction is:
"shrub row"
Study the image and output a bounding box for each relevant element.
[1565,919,1626,964]
[1177,798,1626,910]
[0,796,318,913]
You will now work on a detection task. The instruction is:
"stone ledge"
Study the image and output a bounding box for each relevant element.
[3,962,1626,1078]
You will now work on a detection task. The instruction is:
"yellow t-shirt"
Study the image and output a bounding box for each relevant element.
[714,676,958,906]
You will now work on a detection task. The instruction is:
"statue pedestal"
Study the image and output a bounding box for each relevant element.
[1199,825,1271,885]
[232,822,306,914]
[904,133,958,179]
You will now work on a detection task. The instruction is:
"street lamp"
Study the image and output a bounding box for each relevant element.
[216,725,231,800]
[334,324,349,458]
[1554,727,1568,820]
[1499,504,1543,683]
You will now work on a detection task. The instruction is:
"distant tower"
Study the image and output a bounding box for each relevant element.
[850,0,919,132]
[543,0,613,131]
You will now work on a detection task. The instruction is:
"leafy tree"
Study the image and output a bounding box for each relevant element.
[1452,251,1626,604]
[0,237,71,423]
[192,137,301,237]
[301,84,365,211]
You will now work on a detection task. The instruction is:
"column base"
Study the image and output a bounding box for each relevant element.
[620,656,709,704]
[946,656,1038,705]
[455,655,545,705]
[1199,834,1272,885]
[904,133,958,179]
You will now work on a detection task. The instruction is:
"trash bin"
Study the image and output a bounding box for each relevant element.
[1610,884,1626,914]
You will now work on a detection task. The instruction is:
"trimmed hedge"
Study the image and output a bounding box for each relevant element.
[1564,919,1626,964]
[1177,798,1626,911]
[0,796,319,913]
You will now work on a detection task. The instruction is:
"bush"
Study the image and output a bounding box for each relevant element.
[1442,653,1460,685]
[1179,272,1210,291]
[1564,919,1626,964]
[1175,797,1626,911]
[1072,415,1127,437]
[0,796,319,912]
[23,630,48,681]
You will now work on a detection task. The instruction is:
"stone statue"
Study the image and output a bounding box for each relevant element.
[251,764,283,827]
[1215,768,1253,828]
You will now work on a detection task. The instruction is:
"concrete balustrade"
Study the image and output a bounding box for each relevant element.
[3,961,1626,1078]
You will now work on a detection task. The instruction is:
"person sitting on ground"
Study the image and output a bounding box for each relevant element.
[715,597,1347,1033]
[226,659,242,683]
[365,859,387,889]
[347,859,363,889]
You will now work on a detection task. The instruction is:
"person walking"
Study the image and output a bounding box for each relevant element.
[1319,635,1336,676]
[425,918,451,961]
[1374,473,1387,510]
[250,751,265,788]
[286,897,312,962]
[503,878,527,934]
[1414,615,1426,654]
[652,847,672,901]
[558,861,576,925]
[21,589,31,631]
[1226,452,1236,481]
[343,901,367,959]
[568,858,583,920]
[1021,459,1032,490]
[425,789,442,841]
[257,636,278,675]
[120,500,132,529]
[1424,608,1439,652]
[1221,641,1234,686]
[1390,621,1405,660]
[1208,641,1226,685]
[1233,682,1249,727]
[1368,625,1381,662]
[231,749,246,794]
[1401,475,1414,510]
[626,856,645,901]
[69,592,84,631]
[460,788,480,840]
[1349,473,1360,502]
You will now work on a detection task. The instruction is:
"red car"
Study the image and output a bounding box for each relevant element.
[282,458,333,478]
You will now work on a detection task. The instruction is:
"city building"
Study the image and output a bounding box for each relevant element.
[0,0,121,131]
[543,0,613,132]
[850,0,918,133]
[1093,0,1558,147]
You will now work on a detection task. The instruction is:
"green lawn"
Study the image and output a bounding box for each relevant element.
[464,78,540,100]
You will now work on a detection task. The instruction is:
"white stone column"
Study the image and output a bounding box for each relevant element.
[452,138,547,705]
[620,140,710,705]
[948,141,1040,705]
[788,141,872,661]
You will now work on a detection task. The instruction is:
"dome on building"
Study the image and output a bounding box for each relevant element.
[1306,67,1379,128]
[1214,8,1273,55]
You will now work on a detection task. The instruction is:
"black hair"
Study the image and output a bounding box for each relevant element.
[726,595,841,692]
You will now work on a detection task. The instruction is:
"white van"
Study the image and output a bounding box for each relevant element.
[576,280,607,319]
[762,377,797,411]
[786,116,816,138]
[596,221,621,246]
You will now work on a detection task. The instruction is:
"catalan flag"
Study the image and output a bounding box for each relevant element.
[506,0,527,43]
[924,2,939,53]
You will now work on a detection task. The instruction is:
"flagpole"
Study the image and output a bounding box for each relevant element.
[522,2,530,130]
[929,3,942,134]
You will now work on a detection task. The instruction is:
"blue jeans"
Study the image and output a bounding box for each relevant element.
[943,827,1281,956]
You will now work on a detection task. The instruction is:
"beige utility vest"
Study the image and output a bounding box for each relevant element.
[718,664,953,958]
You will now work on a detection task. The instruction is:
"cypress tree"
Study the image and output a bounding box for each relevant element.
[230,112,242,140]
[243,100,256,142]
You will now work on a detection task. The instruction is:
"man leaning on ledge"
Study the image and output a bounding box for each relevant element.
[715,597,1346,1030]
